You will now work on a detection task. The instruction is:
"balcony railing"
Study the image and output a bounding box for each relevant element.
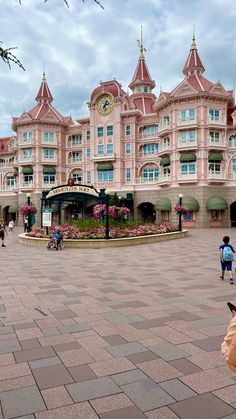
[208,171,226,180]
[178,172,197,181]
[208,138,226,147]
[42,156,57,163]
[159,143,171,153]
[93,153,116,161]
[138,152,158,158]
[68,158,82,164]
[18,156,34,163]
[67,141,82,148]
[158,173,171,183]
[178,139,197,148]
[0,162,15,169]
[158,123,171,133]
[43,182,57,189]
[135,177,158,184]
[19,139,33,146]
[207,117,226,125]
[42,138,57,146]
[178,118,197,126]
[20,182,34,189]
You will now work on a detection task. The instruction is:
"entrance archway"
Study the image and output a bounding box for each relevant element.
[138,202,156,222]
[230,201,236,227]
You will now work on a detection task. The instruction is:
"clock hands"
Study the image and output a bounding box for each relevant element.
[103,100,109,110]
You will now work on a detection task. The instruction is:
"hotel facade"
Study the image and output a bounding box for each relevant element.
[1,34,236,228]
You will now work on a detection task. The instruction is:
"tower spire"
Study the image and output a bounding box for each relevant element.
[137,25,145,59]
[182,30,205,76]
[191,24,196,48]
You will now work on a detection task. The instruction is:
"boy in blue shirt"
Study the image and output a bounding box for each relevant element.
[52,229,62,250]
[219,236,235,284]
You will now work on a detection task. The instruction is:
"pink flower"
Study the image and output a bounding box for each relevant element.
[20,205,37,216]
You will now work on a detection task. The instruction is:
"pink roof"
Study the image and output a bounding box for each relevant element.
[170,74,213,96]
[91,80,126,101]
[132,96,154,115]
[129,57,155,90]
[182,38,205,76]
[35,73,53,103]
[27,103,69,123]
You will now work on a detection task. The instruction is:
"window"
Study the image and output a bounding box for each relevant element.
[125,125,131,136]
[69,152,82,162]
[143,144,158,155]
[180,130,196,143]
[43,173,55,184]
[209,131,220,142]
[23,174,33,184]
[97,127,103,137]
[22,132,32,141]
[142,167,158,181]
[72,171,83,182]
[144,86,148,93]
[179,109,195,121]
[43,149,55,159]
[163,136,170,146]
[163,116,170,126]
[230,134,236,146]
[44,132,55,142]
[6,176,16,188]
[97,169,114,182]
[97,145,104,155]
[126,168,131,182]
[209,109,220,120]
[233,160,236,172]
[106,144,113,155]
[143,125,158,137]
[86,130,90,141]
[68,135,82,146]
[125,143,131,156]
[208,162,221,173]
[180,162,196,174]
[107,125,113,136]
[87,171,91,184]
[21,149,32,159]
[86,147,91,157]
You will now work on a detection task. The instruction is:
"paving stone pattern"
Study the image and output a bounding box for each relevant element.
[0,228,236,417]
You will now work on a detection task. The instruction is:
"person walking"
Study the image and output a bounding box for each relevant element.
[24,216,28,233]
[219,235,235,284]
[0,221,7,247]
[8,219,14,232]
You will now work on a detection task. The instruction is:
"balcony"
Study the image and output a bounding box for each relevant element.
[19,181,34,189]
[138,152,158,159]
[19,139,33,146]
[67,141,82,148]
[158,123,171,134]
[42,156,57,163]
[68,158,82,165]
[93,153,116,161]
[178,139,197,149]
[18,156,34,163]
[135,177,158,184]
[158,173,171,185]
[159,143,171,154]
[177,118,197,127]
[208,171,226,183]
[178,172,197,182]
[207,117,226,126]
[42,138,57,146]
[43,182,57,189]
[208,138,226,148]
[0,162,15,170]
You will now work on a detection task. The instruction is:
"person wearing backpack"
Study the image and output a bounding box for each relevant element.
[219,235,235,284]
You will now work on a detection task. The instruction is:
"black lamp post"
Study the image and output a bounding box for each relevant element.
[104,189,111,240]
[178,193,183,232]
[26,192,31,232]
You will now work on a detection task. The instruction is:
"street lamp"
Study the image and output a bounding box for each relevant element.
[26,192,31,232]
[105,189,111,240]
[178,193,183,232]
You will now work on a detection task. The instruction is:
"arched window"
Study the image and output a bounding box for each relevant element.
[72,171,83,183]
[141,165,158,182]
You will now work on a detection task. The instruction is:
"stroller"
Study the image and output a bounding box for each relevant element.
[47,232,64,250]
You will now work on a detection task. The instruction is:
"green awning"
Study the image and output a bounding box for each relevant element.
[155,198,171,211]
[13,168,18,176]
[208,152,223,161]
[180,153,196,162]
[97,163,113,170]
[22,167,33,174]
[43,167,56,174]
[51,204,59,213]
[8,203,19,213]
[182,196,200,211]
[160,156,170,166]
[206,196,228,210]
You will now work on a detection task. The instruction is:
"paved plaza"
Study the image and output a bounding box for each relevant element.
[1,228,236,418]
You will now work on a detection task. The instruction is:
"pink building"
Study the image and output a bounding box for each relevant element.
[1,34,236,228]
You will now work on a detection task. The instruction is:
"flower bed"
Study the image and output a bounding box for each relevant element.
[28,222,178,240]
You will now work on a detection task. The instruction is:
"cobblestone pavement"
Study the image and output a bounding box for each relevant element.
[1,228,236,418]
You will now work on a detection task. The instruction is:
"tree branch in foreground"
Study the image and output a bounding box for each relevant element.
[0,43,25,70]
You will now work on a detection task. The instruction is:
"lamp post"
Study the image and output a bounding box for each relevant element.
[178,193,183,232]
[26,192,31,232]
[105,189,111,240]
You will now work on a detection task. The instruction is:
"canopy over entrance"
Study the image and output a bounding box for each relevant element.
[46,184,99,202]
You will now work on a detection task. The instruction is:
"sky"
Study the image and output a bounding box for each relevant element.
[1,0,236,137]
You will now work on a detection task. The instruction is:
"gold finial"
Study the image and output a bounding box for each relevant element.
[137,25,146,58]
[191,24,196,48]
[42,62,46,80]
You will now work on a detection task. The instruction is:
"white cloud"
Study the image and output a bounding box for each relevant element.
[0,0,236,136]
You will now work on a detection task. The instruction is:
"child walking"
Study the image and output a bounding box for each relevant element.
[219,235,235,284]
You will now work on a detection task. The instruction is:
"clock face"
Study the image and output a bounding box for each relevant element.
[96,95,114,116]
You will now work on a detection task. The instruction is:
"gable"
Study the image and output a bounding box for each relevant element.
[40,110,61,122]
[210,82,229,96]
[18,112,32,122]
[172,80,198,97]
